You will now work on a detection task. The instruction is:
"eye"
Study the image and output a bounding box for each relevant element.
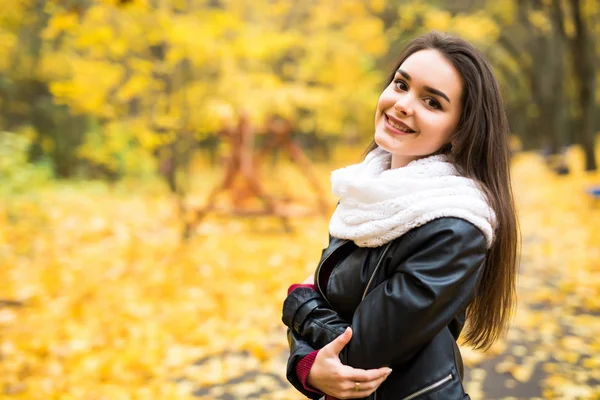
[393,79,408,91]
[425,97,442,110]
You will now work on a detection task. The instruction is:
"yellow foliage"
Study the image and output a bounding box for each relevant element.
[369,0,385,13]
[50,59,124,117]
[1,148,599,398]
[423,9,452,33]
[116,75,151,102]
[528,10,552,34]
[41,137,55,153]
[582,0,597,17]
[0,30,17,71]
[396,3,426,31]
[339,1,369,18]
[76,25,115,51]
[76,121,156,175]
[452,12,500,45]
[342,17,387,56]
[31,0,395,165]
[396,3,501,49]
[130,119,161,150]
[42,12,79,40]
[38,52,72,81]
[487,0,516,25]
[564,17,576,38]
[0,2,31,31]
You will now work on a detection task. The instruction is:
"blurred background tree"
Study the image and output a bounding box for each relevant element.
[1,0,598,184]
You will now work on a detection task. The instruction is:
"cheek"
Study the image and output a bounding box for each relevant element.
[424,112,458,134]
[376,91,394,115]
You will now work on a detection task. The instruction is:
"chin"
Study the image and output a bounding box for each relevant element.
[373,129,385,147]
[374,130,395,153]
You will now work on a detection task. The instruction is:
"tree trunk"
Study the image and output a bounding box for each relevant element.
[547,0,567,154]
[570,0,597,171]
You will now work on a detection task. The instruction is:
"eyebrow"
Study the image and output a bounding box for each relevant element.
[396,69,451,104]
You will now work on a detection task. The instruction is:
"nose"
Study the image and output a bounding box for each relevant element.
[393,95,414,116]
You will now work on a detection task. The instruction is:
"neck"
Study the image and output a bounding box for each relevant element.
[390,154,419,169]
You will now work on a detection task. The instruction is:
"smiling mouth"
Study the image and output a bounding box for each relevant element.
[385,114,415,133]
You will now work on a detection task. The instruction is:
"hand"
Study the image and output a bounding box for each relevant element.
[307,327,392,399]
[302,273,314,285]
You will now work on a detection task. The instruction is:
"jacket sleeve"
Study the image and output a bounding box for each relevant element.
[282,286,350,350]
[288,219,487,369]
[285,327,326,399]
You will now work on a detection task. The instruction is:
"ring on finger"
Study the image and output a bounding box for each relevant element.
[354,382,360,392]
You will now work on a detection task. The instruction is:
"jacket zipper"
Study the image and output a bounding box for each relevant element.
[364,243,392,400]
[361,242,393,301]
[399,374,453,400]
[315,240,351,308]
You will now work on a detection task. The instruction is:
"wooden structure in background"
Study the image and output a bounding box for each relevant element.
[256,115,329,216]
[190,113,328,234]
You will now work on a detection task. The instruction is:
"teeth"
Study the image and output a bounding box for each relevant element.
[388,117,412,133]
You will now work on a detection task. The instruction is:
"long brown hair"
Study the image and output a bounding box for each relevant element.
[365,31,520,350]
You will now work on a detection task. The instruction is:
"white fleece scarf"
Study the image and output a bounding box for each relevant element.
[329,147,496,248]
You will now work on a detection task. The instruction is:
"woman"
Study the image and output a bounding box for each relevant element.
[282,31,520,400]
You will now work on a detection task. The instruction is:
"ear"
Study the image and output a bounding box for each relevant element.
[449,133,459,149]
[449,133,457,147]
[445,138,456,155]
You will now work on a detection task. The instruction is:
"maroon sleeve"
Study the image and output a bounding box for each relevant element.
[287,283,316,295]
[295,350,325,395]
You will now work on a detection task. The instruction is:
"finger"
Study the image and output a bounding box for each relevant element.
[339,374,390,399]
[343,366,392,382]
[341,367,381,382]
[358,372,389,391]
[323,327,352,355]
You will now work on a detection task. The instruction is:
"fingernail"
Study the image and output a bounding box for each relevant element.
[386,368,393,374]
[345,327,350,333]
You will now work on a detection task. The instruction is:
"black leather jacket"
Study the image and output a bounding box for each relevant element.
[282,217,487,400]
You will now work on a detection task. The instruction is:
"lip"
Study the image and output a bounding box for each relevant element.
[384,114,416,135]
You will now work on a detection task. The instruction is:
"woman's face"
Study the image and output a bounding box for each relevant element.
[374,49,464,168]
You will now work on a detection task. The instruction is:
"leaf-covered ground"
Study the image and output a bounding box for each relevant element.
[1,148,599,399]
